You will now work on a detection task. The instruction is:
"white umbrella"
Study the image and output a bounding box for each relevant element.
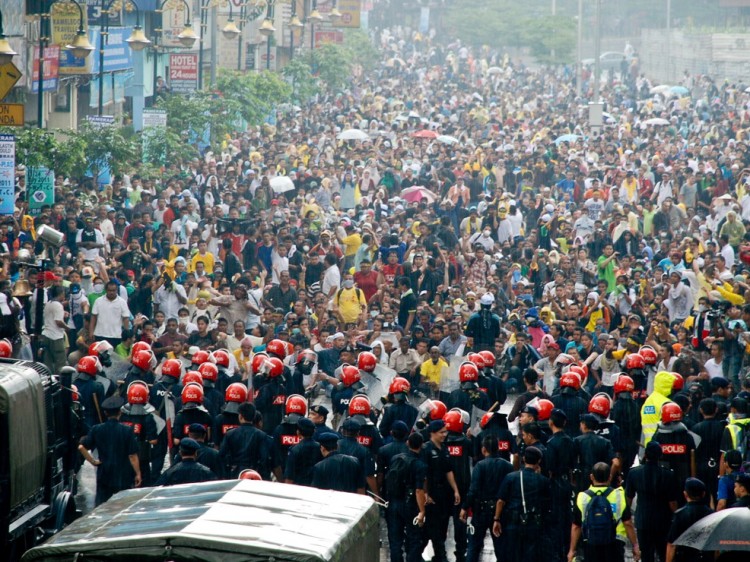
[650,84,672,95]
[602,112,617,124]
[270,176,295,193]
[642,117,670,126]
[436,135,460,145]
[337,129,369,141]
[487,66,503,75]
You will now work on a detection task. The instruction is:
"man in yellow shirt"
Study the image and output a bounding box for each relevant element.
[419,347,449,392]
[332,273,367,325]
[337,223,362,271]
[190,240,216,274]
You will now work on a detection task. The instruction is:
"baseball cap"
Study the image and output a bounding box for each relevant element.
[310,405,329,418]
[429,419,446,433]
[179,438,201,454]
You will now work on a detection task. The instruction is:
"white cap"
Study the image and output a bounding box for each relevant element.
[480,293,495,306]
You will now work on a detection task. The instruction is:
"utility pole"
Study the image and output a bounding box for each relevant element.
[576,0,582,97]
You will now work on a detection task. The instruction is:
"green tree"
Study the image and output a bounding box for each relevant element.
[343,29,379,72]
[520,15,576,64]
[72,122,138,184]
[282,58,319,104]
[0,127,87,178]
[215,69,292,126]
[315,42,354,92]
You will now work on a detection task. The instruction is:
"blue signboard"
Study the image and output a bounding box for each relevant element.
[0,134,15,216]
[91,27,135,74]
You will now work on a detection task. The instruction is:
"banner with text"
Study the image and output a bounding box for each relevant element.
[31,45,61,93]
[169,53,198,93]
[0,134,15,216]
[27,166,55,216]
[51,4,94,75]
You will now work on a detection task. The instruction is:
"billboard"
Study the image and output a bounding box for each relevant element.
[169,53,198,93]
[51,3,94,75]
[30,45,60,93]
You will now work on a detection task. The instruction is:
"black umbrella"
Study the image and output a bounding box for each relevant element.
[673,507,750,551]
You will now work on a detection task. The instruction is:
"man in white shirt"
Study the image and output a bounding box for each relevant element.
[42,285,68,373]
[90,281,131,346]
[704,341,724,379]
[322,254,341,298]
[153,274,188,320]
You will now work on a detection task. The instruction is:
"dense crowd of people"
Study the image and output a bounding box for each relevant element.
[3,22,750,562]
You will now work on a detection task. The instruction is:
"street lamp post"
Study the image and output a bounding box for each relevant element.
[197,0,212,89]
[259,1,276,71]
[152,0,198,96]
[307,0,323,66]
[35,0,93,128]
[0,10,19,66]
[289,2,304,61]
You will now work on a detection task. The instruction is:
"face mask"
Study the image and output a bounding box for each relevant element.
[482,231,491,238]
[93,283,104,293]
[303,245,310,252]
[371,310,379,318]
[343,280,354,289]
[698,304,706,313]
[239,205,247,214]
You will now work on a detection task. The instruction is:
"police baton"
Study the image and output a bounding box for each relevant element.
[91,392,104,424]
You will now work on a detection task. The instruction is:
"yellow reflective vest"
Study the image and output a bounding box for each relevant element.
[641,371,675,446]
[575,485,628,542]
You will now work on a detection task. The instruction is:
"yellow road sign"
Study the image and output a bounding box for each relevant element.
[0,104,25,126]
[0,62,22,101]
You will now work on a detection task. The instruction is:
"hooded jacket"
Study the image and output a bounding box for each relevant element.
[641,371,675,446]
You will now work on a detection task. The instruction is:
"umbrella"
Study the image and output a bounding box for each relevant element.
[408,111,421,119]
[436,135,460,145]
[602,112,617,124]
[650,84,672,95]
[487,66,503,75]
[671,85,689,96]
[673,507,750,551]
[412,129,438,139]
[554,133,580,144]
[401,186,438,204]
[337,128,369,141]
[642,117,670,126]
[270,176,295,193]
[385,57,406,68]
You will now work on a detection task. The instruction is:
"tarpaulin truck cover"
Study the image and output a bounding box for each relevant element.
[22,480,380,562]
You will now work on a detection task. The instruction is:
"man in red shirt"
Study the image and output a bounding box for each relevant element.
[353,259,382,302]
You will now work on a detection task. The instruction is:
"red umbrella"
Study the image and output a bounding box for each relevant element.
[412,130,438,139]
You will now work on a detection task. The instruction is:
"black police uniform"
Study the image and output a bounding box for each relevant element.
[472,421,515,463]
[201,382,224,418]
[350,415,385,455]
[286,365,306,396]
[338,435,376,481]
[691,416,724,501]
[272,414,304,474]
[311,451,366,493]
[478,371,507,408]
[445,430,472,562]
[497,466,551,562]
[420,440,455,562]
[463,455,513,562]
[666,501,714,562]
[447,384,491,413]
[380,401,419,438]
[254,376,287,435]
[572,432,615,492]
[385,450,428,562]
[155,458,218,486]
[652,423,697,499]
[213,410,240,447]
[218,422,272,479]
[545,430,577,562]
[193,442,223,477]
[120,404,158,486]
[172,405,213,448]
[551,391,588,437]
[76,375,106,428]
[377,438,410,498]
[331,384,358,417]
[594,418,624,464]
[119,366,155,398]
[284,437,323,485]
[625,461,682,562]
[611,395,641,476]
[80,418,139,506]
[313,421,333,440]
[148,380,180,479]
[216,366,241,395]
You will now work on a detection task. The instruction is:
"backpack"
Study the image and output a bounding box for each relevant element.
[336,287,363,306]
[582,487,617,546]
[386,453,416,500]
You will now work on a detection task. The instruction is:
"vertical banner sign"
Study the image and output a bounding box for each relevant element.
[27,167,55,216]
[142,108,168,165]
[169,54,198,93]
[51,4,93,75]
[336,0,361,27]
[31,45,61,93]
[0,134,15,216]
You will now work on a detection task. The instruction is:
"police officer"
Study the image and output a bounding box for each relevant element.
[289,348,316,397]
[443,410,472,562]
[309,404,332,439]
[691,398,725,503]
[569,462,639,562]
[572,414,616,492]
[214,382,247,447]
[545,409,577,562]
[348,395,384,454]
[120,347,157,396]
[254,356,287,435]
[380,377,419,439]
[448,362,491,413]
[219,402,272,479]
[421,419,461,562]
[552,372,589,437]
[719,397,750,469]
[520,422,548,474]
[610,374,641,478]
[477,350,507,407]
[642,371,678,446]
[330,364,364,424]
[120,381,159,486]
[311,432,366,494]
[197,362,224,418]
[653,402,697,498]
[272,394,308,479]
[156,438,218,486]
[665,478,714,562]
[148,358,182,480]
[472,411,515,464]
[284,417,323,486]
[75,355,106,428]
[492,447,551,562]
[377,421,410,499]
[78,395,141,506]
[338,417,377,493]
[460,436,513,562]
[625,441,681,562]
[384,432,427,562]
[212,349,239,394]
[588,394,624,478]
[86,340,116,398]
[185,423,223,477]
[172,383,213,455]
